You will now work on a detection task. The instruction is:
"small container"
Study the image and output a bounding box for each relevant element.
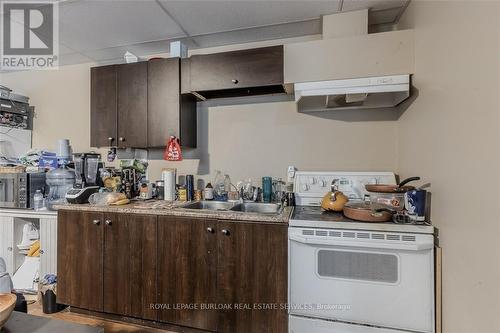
[186,175,194,201]
[178,186,187,201]
[155,180,164,200]
[405,189,427,222]
[194,190,203,201]
[262,177,272,203]
[204,183,214,200]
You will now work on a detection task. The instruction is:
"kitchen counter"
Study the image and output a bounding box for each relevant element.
[54,200,292,224]
[0,208,57,218]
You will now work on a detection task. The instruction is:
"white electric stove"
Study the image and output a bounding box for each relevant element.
[289,171,435,333]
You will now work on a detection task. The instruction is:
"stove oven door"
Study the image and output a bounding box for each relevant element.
[289,228,435,333]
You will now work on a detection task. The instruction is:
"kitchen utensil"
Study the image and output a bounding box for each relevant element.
[0,293,16,328]
[365,176,420,193]
[343,202,394,222]
[321,179,349,212]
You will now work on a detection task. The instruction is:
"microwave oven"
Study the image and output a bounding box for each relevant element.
[0,173,48,209]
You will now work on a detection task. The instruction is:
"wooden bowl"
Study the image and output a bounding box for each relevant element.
[0,293,16,329]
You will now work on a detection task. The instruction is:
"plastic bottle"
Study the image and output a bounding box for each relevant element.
[204,183,214,200]
[33,190,44,210]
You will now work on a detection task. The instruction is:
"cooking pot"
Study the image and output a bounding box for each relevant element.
[321,179,348,212]
[365,176,420,193]
[343,202,394,222]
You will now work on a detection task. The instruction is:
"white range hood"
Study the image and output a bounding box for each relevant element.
[294,74,410,112]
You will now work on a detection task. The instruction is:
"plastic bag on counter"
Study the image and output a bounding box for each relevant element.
[164,136,183,161]
[88,192,129,206]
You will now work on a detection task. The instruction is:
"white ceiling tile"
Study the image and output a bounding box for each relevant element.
[160,0,340,36]
[58,52,94,66]
[191,19,321,49]
[342,0,407,12]
[58,0,186,52]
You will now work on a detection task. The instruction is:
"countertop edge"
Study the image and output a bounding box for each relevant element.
[53,203,292,224]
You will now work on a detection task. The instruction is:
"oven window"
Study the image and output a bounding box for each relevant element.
[317,250,398,283]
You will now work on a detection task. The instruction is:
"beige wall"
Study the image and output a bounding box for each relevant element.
[398,1,500,332]
[1,37,398,184]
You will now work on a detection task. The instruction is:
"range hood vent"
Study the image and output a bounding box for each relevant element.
[294,75,410,112]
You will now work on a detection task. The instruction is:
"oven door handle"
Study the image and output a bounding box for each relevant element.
[289,234,434,251]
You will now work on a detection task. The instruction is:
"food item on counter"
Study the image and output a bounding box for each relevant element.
[89,192,127,206]
[178,186,187,201]
[109,198,131,206]
[194,190,203,201]
[204,182,214,200]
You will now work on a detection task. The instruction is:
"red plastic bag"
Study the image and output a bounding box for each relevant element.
[164,136,183,161]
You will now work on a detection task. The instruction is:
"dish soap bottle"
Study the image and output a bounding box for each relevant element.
[204,183,214,200]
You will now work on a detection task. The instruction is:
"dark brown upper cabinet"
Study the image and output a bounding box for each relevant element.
[182,45,285,100]
[90,63,148,149]
[90,59,196,149]
[90,65,118,148]
[148,58,197,148]
[117,62,148,148]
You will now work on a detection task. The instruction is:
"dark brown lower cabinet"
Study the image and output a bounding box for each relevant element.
[57,210,104,312]
[58,211,287,333]
[217,221,288,333]
[103,213,157,320]
[158,216,218,331]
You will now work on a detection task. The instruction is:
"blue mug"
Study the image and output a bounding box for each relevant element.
[405,189,426,222]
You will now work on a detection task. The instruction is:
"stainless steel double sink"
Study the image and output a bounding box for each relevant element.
[182,201,282,215]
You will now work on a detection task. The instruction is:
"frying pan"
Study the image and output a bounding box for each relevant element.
[343,202,394,223]
[365,176,421,193]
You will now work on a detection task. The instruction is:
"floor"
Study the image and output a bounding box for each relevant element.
[28,302,174,333]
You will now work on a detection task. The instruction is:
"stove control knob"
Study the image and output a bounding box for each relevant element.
[319,179,326,187]
[301,183,309,191]
[309,177,316,184]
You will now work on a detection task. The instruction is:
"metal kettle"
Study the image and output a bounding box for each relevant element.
[321,179,349,212]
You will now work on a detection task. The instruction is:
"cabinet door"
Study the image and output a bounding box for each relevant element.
[147,58,180,147]
[0,216,14,275]
[91,65,117,148]
[117,62,148,148]
[57,210,104,311]
[189,46,283,92]
[217,221,288,333]
[39,217,57,279]
[158,216,218,331]
[103,213,157,320]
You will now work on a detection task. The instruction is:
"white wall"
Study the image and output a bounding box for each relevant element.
[1,37,398,185]
[398,2,500,332]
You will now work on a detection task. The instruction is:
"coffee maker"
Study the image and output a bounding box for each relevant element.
[66,153,103,204]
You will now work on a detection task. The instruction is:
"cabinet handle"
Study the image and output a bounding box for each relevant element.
[221,229,230,236]
[206,227,214,233]
[92,219,101,225]
[105,219,112,226]
[231,79,238,84]
[119,137,125,142]
[7,247,12,252]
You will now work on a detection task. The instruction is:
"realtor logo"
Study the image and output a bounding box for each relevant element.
[1,1,59,70]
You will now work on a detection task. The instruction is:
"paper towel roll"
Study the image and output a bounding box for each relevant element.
[162,168,176,201]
